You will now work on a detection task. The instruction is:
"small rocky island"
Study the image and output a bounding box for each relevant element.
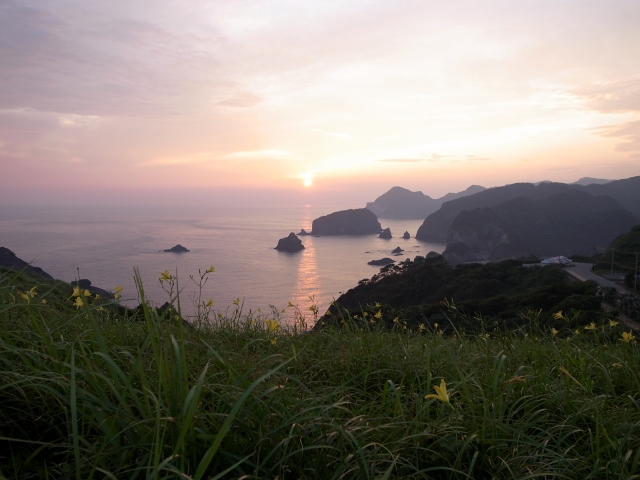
[297,229,310,236]
[311,209,382,235]
[403,231,410,239]
[367,258,395,266]
[392,246,404,254]
[378,228,392,239]
[275,232,305,252]
[163,244,190,253]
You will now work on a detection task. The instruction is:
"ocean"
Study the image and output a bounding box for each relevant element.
[0,205,444,323]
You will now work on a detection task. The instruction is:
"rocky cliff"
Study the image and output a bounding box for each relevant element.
[442,191,639,264]
[311,209,382,235]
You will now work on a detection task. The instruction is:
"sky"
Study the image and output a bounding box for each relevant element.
[1,0,640,207]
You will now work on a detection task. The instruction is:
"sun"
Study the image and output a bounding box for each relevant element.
[303,178,313,187]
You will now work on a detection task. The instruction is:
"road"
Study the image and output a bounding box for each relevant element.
[565,263,630,295]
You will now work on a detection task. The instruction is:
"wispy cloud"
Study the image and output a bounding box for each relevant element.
[466,155,491,162]
[593,120,640,156]
[376,158,423,163]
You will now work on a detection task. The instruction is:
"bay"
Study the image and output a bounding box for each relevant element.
[0,205,444,323]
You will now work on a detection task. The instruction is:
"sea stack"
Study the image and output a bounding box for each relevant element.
[391,246,404,254]
[275,232,305,252]
[297,229,310,235]
[311,209,382,235]
[378,228,392,239]
[164,244,190,253]
[403,231,410,239]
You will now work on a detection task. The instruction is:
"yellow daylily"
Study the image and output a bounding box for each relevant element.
[434,323,439,329]
[553,311,565,320]
[425,379,452,407]
[265,319,280,334]
[392,317,399,323]
[374,311,383,319]
[160,270,172,281]
[620,331,635,343]
[270,338,277,345]
[205,298,214,307]
[609,320,619,327]
[205,266,216,273]
[19,292,30,302]
[29,286,38,297]
[574,329,580,335]
[233,298,240,306]
[73,297,84,308]
[94,294,101,300]
[374,302,381,308]
[309,305,317,312]
[83,289,91,297]
[584,322,596,331]
[72,286,81,297]
[612,362,623,369]
[551,328,558,336]
[418,324,426,331]
[40,299,47,304]
[287,301,294,307]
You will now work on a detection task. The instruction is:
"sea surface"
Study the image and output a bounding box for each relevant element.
[0,205,444,323]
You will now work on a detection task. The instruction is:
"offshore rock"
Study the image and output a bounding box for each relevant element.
[311,208,382,235]
[297,229,310,235]
[164,244,190,253]
[378,228,392,239]
[391,246,404,254]
[367,258,395,266]
[402,231,410,239]
[275,232,305,252]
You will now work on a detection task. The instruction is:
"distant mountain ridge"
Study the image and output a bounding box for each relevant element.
[366,185,485,219]
[416,176,640,243]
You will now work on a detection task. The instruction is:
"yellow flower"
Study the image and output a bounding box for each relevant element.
[19,292,30,302]
[73,297,84,308]
[233,298,240,305]
[584,322,596,331]
[160,270,171,281]
[114,285,123,294]
[434,323,439,329]
[83,289,91,297]
[353,315,360,319]
[206,266,216,273]
[309,305,317,312]
[270,338,277,345]
[374,311,383,319]
[363,312,369,317]
[72,286,81,297]
[553,311,565,320]
[287,301,294,307]
[574,329,580,335]
[29,286,38,297]
[94,294,101,300]
[98,306,105,311]
[392,317,399,323]
[620,331,635,343]
[612,362,623,369]
[551,328,558,335]
[425,379,452,406]
[374,302,381,308]
[40,299,47,304]
[205,298,214,307]
[609,320,619,328]
[418,324,426,331]
[265,319,280,334]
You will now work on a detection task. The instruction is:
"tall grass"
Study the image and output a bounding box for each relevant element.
[1,267,640,478]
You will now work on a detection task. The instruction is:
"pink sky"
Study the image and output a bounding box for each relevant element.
[1,0,640,207]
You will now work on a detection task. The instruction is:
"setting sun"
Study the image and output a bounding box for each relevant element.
[303,178,313,187]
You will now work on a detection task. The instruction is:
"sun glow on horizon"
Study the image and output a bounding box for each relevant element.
[303,178,313,187]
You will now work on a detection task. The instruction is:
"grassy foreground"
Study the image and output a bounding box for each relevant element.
[2,268,640,479]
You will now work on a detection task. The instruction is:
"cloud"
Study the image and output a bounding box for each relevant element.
[465,155,491,162]
[593,120,640,155]
[223,149,293,159]
[376,158,423,163]
[424,153,448,162]
[573,79,640,113]
[216,91,263,108]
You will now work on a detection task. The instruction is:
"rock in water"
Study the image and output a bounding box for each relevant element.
[275,232,305,252]
[391,246,404,254]
[297,229,310,235]
[367,258,395,266]
[164,244,190,253]
[311,208,382,235]
[378,228,392,239]
[403,231,410,239]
